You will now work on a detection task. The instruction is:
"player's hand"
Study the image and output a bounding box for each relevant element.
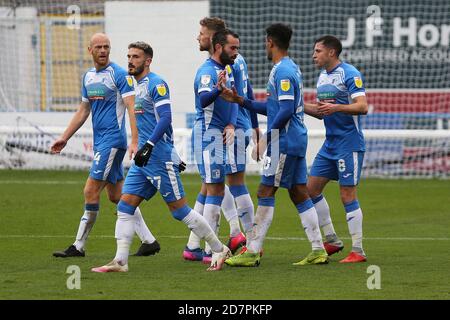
[220,87,240,104]
[50,138,67,154]
[128,140,138,160]
[223,124,235,145]
[252,135,267,162]
[317,101,338,116]
[251,128,263,160]
[217,70,227,91]
[179,160,187,172]
[134,142,153,167]
[252,127,263,145]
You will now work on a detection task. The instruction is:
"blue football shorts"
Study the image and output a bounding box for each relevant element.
[89,147,126,184]
[310,151,364,186]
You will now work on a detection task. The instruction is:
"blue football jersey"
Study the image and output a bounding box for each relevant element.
[134,72,176,162]
[316,62,366,155]
[81,62,134,149]
[194,58,237,131]
[266,57,307,157]
[231,54,252,131]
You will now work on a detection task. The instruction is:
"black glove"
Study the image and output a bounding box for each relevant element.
[179,160,186,172]
[134,142,153,167]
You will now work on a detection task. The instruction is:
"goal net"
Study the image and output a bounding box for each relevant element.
[210,0,450,178]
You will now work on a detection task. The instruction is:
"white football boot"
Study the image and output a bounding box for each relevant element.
[91,260,128,273]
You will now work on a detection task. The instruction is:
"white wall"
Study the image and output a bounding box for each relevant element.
[105,0,209,128]
[0,7,40,112]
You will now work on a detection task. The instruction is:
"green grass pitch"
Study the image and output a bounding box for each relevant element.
[0,170,449,300]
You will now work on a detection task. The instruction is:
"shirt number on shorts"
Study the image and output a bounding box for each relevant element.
[93,152,101,164]
[263,156,271,170]
[338,159,346,172]
[150,176,161,189]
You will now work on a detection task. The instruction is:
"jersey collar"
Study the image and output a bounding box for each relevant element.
[208,58,225,69]
[137,72,151,84]
[95,62,112,73]
[326,62,343,75]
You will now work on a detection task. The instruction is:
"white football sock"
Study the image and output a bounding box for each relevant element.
[221,185,240,236]
[234,193,255,234]
[345,200,364,253]
[203,196,223,254]
[193,194,206,215]
[73,204,98,251]
[229,185,255,234]
[186,193,206,250]
[247,197,275,254]
[182,209,223,253]
[134,207,156,244]
[227,216,241,237]
[114,211,136,265]
[312,194,337,239]
[297,201,324,251]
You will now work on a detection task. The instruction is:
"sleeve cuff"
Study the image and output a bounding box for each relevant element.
[121,91,135,98]
[278,95,295,101]
[198,87,212,93]
[155,99,171,108]
[350,91,366,99]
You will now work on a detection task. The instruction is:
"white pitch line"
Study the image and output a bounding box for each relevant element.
[0,180,206,185]
[0,235,449,241]
[0,180,82,185]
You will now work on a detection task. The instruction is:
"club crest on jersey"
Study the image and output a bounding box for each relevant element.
[280,79,290,91]
[201,75,211,86]
[156,84,167,96]
[126,76,134,87]
[354,77,363,88]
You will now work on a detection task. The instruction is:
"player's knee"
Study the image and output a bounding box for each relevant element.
[341,194,356,204]
[83,187,100,203]
[288,186,309,204]
[340,186,357,204]
[206,183,225,197]
[107,193,121,204]
[307,186,321,199]
[306,182,322,198]
[257,184,275,198]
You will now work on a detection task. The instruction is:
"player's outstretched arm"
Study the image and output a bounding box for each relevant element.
[123,95,139,159]
[221,87,267,116]
[50,101,90,154]
[247,80,261,130]
[304,103,323,120]
[199,88,222,108]
[317,95,368,116]
[252,132,267,162]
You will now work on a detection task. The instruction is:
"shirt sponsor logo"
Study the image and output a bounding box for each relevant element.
[134,102,144,114]
[156,84,167,96]
[280,79,291,91]
[87,89,105,100]
[354,76,363,88]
